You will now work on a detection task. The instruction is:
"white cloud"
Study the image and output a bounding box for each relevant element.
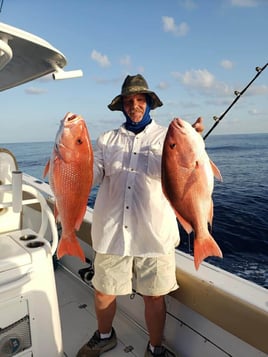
[136,66,145,74]
[25,87,47,95]
[173,69,215,88]
[93,76,122,85]
[172,68,268,101]
[157,81,169,90]
[179,0,198,10]
[220,59,234,70]
[248,108,263,115]
[120,55,131,67]
[179,100,200,108]
[205,98,231,107]
[172,69,231,95]
[247,84,268,95]
[91,49,111,67]
[162,16,189,37]
[38,74,53,82]
[230,0,263,7]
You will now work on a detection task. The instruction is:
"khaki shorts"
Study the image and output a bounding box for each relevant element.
[92,252,179,296]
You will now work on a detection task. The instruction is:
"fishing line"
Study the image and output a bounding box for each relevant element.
[203,62,268,140]
[0,0,4,13]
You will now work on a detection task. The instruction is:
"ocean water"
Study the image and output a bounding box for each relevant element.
[2,133,268,289]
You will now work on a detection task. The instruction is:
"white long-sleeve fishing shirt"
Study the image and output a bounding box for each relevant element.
[91,120,180,257]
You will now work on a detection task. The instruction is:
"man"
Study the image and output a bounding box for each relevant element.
[77,74,203,357]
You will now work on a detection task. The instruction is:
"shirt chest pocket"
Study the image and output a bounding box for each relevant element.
[104,148,126,176]
[139,143,162,178]
[148,143,163,178]
[104,142,163,178]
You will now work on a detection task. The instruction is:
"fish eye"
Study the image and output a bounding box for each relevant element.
[77,138,83,145]
[170,143,176,149]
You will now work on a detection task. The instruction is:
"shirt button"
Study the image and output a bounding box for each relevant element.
[128,186,131,189]
[126,206,129,209]
[124,225,128,229]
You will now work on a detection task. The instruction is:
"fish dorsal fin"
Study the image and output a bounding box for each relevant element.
[210,159,223,181]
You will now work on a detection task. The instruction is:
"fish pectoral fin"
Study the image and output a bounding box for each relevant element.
[43,160,50,178]
[210,159,223,181]
[57,233,86,262]
[176,212,193,234]
[194,235,223,270]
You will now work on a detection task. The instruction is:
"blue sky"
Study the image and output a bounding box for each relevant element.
[0,0,267,143]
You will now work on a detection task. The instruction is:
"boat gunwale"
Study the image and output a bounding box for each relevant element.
[22,173,268,355]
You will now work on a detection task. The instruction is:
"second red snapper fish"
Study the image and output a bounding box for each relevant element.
[44,112,93,262]
[162,118,223,270]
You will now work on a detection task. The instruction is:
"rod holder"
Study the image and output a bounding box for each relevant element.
[52,66,83,80]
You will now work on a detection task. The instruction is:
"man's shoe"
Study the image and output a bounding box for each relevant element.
[144,342,176,357]
[76,328,117,357]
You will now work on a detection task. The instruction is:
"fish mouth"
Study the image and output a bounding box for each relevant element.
[174,118,184,128]
[63,112,82,125]
[172,118,187,133]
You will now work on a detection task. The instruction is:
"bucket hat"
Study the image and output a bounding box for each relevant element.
[108,74,163,111]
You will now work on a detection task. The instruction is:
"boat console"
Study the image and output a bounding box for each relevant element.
[0,149,63,356]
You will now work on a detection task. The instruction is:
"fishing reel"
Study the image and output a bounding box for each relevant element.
[78,258,95,284]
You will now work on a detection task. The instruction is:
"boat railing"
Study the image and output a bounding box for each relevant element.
[0,169,58,255]
[0,36,13,71]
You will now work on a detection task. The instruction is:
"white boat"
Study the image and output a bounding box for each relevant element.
[0,22,267,357]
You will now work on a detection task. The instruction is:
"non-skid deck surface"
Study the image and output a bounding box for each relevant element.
[55,266,149,357]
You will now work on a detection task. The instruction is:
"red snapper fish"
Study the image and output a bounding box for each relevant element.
[162,118,223,270]
[44,112,93,262]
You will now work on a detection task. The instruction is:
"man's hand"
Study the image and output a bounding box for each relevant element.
[192,117,204,133]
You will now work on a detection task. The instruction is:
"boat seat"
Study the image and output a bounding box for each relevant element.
[0,148,21,233]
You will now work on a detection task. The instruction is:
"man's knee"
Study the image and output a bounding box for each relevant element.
[95,289,116,307]
[143,295,165,305]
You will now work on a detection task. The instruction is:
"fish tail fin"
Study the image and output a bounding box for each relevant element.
[194,235,223,270]
[57,234,86,262]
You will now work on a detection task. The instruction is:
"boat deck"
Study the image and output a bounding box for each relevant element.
[56,264,160,357]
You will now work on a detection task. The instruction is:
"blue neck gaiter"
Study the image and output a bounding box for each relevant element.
[123,103,152,134]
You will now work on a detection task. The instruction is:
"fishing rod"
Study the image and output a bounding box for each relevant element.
[0,0,4,13]
[203,62,268,140]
